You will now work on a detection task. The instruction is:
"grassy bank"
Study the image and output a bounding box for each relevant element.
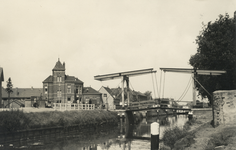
[161,110,213,150]
[0,109,118,133]
[205,126,236,149]
[161,118,199,149]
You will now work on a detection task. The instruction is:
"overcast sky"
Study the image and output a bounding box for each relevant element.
[0,0,235,102]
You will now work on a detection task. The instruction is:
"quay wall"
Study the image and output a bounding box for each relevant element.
[213,90,236,126]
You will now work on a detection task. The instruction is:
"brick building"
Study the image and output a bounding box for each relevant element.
[82,87,102,107]
[42,59,102,105]
[43,59,84,103]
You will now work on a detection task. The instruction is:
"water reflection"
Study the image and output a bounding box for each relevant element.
[0,114,188,150]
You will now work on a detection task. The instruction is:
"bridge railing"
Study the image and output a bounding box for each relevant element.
[53,103,95,111]
[129,100,157,109]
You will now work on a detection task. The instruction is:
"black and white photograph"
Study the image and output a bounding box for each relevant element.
[0,0,236,149]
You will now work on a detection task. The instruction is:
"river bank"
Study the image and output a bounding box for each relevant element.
[0,109,119,133]
[161,109,236,150]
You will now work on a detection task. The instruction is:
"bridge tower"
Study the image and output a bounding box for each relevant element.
[94,68,157,108]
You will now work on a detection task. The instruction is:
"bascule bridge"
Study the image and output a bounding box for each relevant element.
[94,68,157,108]
[159,68,226,105]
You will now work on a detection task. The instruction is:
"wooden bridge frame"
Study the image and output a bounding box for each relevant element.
[94,68,157,108]
[159,68,226,105]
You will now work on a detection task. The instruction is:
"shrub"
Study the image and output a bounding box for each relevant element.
[0,109,31,132]
[162,126,188,149]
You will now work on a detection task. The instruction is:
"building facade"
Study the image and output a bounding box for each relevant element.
[98,86,119,110]
[42,59,84,103]
[1,87,43,108]
[98,86,148,110]
[82,87,102,107]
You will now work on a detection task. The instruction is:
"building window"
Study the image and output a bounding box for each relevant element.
[57,90,61,97]
[67,97,71,101]
[45,85,48,94]
[67,85,71,93]
[76,86,78,93]
[57,76,62,82]
[103,94,107,97]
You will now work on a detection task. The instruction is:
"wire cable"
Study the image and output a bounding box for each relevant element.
[162,71,166,99]
[159,70,163,99]
[154,72,160,99]
[177,76,192,101]
[151,72,157,98]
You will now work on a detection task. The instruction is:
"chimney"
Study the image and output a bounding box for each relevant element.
[63,62,65,68]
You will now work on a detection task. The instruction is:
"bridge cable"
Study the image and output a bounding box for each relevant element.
[192,76,212,98]
[129,80,139,102]
[154,72,160,99]
[159,70,163,99]
[151,72,157,98]
[177,76,192,101]
[162,71,166,99]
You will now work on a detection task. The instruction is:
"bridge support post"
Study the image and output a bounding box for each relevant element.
[126,111,134,125]
[121,76,125,108]
[151,122,159,150]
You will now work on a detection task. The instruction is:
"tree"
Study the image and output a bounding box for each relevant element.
[189,13,236,105]
[144,91,152,100]
[5,78,13,108]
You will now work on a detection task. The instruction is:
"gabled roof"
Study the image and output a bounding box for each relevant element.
[102,86,115,99]
[65,75,83,84]
[104,86,114,95]
[0,67,4,81]
[131,90,146,97]
[2,87,43,98]
[109,87,148,102]
[83,87,101,95]
[43,75,53,83]
[52,59,65,71]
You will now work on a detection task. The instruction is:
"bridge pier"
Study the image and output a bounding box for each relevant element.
[126,111,134,125]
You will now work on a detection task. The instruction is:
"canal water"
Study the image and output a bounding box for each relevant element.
[0,114,188,150]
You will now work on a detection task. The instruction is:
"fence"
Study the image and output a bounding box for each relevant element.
[0,108,24,112]
[53,103,95,111]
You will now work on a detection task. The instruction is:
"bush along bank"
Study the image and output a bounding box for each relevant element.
[161,118,200,150]
[0,109,119,133]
